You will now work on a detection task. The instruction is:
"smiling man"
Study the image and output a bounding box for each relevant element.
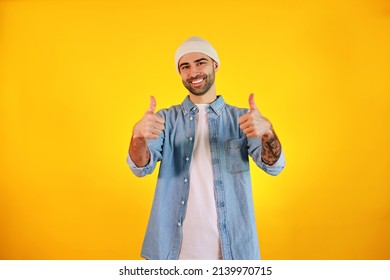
[127,36,286,260]
[179,55,216,98]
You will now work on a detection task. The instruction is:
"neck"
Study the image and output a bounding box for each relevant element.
[189,84,217,104]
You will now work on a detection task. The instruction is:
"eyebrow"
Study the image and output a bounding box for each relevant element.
[179,57,209,68]
[194,58,209,63]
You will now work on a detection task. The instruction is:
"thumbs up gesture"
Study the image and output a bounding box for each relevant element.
[133,96,165,140]
[238,93,273,139]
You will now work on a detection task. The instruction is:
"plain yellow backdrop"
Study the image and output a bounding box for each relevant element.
[0,0,389,259]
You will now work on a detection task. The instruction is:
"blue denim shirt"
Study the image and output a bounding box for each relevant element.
[127,95,285,260]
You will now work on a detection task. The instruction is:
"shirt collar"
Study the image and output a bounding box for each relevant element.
[181,95,226,116]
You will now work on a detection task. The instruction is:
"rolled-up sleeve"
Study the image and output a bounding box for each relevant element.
[258,149,285,176]
[247,137,286,176]
[127,149,159,177]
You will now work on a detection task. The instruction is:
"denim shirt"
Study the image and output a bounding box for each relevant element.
[127,95,285,260]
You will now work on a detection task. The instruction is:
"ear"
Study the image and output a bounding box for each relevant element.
[214,62,219,72]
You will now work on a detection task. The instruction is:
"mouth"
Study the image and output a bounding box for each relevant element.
[190,77,205,86]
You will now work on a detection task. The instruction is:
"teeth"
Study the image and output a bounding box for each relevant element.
[191,78,204,84]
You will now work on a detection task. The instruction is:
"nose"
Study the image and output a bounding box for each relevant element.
[189,66,199,77]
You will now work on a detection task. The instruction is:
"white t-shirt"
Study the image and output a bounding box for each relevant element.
[178,104,222,260]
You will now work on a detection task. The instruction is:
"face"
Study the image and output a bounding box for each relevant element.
[178,52,218,96]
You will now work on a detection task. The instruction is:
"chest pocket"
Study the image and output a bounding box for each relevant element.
[225,137,250,173]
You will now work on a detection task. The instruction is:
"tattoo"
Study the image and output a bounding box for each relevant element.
[129,137,150,167]
[261,130,282,165]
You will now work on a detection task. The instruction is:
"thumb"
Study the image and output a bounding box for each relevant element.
[147,95,156,113]
[248,93,258,112]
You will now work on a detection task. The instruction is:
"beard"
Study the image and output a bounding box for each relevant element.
[182,69,215,96]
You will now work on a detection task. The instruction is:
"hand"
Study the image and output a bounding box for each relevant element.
[132,96,165,140]
[238,93,273,140]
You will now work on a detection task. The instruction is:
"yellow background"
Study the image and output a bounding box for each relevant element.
[0,0,389,259]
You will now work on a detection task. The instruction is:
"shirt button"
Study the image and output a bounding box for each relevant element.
[184,178,188,183]
[185,157,189,161]
[189,137,193,141]
[178,222,182,227]
[181,201,185,205]
[190,116,193,120]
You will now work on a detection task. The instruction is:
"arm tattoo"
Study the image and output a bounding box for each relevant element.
[129,137,151,167]
[261,130,282,165]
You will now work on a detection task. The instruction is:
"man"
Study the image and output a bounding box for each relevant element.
[127,36,285,260]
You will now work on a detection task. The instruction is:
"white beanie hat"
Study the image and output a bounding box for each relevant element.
[174,36,220,73]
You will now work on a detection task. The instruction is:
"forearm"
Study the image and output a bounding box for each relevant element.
[261,129,282,165]
[129,136,151,167]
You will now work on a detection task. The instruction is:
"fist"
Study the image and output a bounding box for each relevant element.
[238,93,273,139]
[133,96,165,140]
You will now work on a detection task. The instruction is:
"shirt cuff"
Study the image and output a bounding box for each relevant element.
[261,149,286,176]
[126,152,155,177]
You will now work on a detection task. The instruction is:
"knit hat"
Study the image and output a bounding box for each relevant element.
[174,36,220,73]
